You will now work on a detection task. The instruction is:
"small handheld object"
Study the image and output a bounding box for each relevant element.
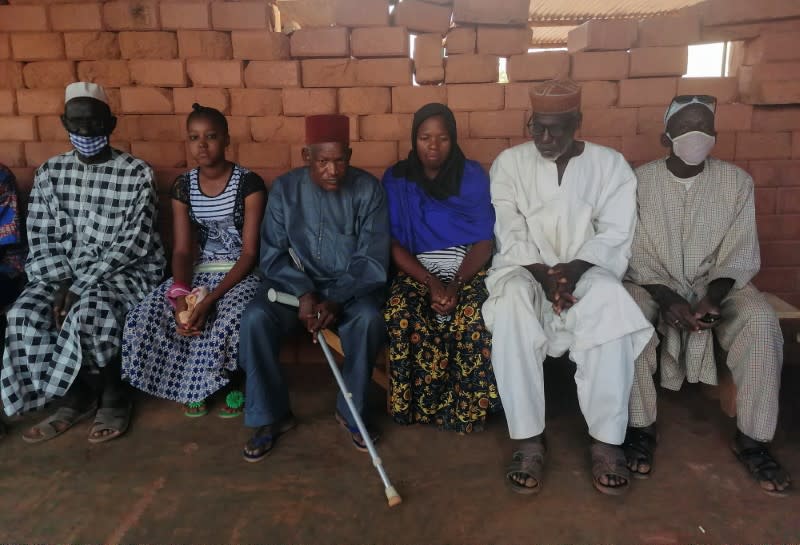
[266,288,403,508]
[699,313,721,324]
[178,286,209,324]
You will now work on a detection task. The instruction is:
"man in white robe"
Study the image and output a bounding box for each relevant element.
[483,79,653,496]
[624,95,791,495]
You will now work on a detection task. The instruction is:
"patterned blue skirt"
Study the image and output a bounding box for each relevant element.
[121,272,261,403]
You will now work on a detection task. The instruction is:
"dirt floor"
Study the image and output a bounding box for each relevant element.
[1,359,798,544]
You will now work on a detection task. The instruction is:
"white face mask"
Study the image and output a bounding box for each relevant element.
[668,131,715,166]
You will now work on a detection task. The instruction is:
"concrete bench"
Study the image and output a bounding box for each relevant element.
[320,329,391,411]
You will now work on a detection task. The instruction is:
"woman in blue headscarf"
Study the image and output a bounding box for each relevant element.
[0,164,26,438]
[383,103,499,433]
[0,165,25,296]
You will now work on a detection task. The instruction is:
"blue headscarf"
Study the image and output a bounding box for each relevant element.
[0,165,25,276]
[392,103,466,200]
[383,104,495,255]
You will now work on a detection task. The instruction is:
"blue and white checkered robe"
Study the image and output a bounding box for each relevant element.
[1,149,165,416]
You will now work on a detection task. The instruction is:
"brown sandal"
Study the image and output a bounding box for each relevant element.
[88,401,132,444]
[506,439,546,495]
[590,442,631,496]
[22,402,97,444]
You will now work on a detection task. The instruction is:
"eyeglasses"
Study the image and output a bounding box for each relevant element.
[527,117,576,138]
[672,94,717,108]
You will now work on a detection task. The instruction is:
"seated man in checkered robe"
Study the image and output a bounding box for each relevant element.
[624,94,791,495]
[1,82,165,444]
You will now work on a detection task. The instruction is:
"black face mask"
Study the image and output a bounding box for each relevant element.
[61,97,116,137]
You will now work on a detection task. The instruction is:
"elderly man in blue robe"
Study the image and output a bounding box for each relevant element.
[238,114,390,462]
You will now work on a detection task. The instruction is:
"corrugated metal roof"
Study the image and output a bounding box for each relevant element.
[276,0,708,34]
[529,0,706,23]
[530,26,575,47]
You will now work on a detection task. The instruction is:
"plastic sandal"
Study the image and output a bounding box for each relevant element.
[217,390,244,419]
[184,400,208,418]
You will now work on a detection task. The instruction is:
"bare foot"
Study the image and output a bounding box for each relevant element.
[22,420,70,441]
[219,405,241,417]
[509,472,539,489]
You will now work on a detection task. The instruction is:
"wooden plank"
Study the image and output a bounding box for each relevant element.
[764,292,800,320]
[320,329,344,356]
[320,329,390,392]
[371,364,389,391]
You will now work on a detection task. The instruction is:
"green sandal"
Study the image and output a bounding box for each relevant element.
[217,390,244,419]
[184,401,208,418]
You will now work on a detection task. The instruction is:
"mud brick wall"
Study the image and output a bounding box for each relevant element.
[1,0,800,305]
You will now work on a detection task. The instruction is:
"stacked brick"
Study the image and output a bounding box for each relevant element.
[565,18,691,163]
[737,32,800,105]
[435,0,530,165]
[699,0,800,304]
[0,0,799,302]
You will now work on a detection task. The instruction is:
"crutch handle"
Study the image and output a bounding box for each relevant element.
[267,288,300,307]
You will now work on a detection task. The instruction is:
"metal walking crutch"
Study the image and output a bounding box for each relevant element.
[267,288,403,508]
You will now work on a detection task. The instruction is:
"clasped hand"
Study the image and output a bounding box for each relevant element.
[52,281,78,330]
[661,293,722,332]
[174,296,215,336]
[299,293,341,335]
[531,260,591,315]
[427,277,459,316]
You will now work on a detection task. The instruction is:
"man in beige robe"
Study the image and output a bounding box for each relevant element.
[625,95,791,495]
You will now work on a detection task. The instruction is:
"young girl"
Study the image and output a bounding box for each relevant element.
[122,104,266,417]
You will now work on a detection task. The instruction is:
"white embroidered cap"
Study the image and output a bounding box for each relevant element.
[663,95,716,127]
[64,82,109,105]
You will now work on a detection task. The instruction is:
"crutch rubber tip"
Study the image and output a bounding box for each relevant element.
[385,486,402,507]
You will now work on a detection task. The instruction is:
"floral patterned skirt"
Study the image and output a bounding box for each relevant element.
[384,270,500,433]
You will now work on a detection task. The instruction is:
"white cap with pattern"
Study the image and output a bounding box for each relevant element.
[64,82,108,105]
